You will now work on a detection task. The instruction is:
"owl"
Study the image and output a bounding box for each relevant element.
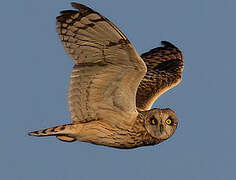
[28,3,184,149]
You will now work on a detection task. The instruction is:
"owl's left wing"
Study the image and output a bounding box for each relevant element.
[136,41,184,111]
[57,3,147,125]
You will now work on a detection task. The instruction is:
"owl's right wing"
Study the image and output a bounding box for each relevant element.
[57,3,146,125]
[136,41,184,111]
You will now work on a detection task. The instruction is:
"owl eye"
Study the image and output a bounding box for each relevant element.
[165,118,173,125]
[150,117,157,125]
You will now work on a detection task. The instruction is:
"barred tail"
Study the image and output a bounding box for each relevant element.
[28,124,76,142]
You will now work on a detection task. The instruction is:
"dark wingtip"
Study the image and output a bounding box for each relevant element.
[71,2,93,12]
[71,2,83,9]
[28,131,36,136]
[161,41,177,49]
[57,3,88,21]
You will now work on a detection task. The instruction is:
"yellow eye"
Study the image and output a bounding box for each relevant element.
[151,119,156,125]
[150,117,157,125]
[165,119,172,125]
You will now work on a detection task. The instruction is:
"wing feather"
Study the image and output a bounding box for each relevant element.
[136,41,184,111]
[56,3,147,124]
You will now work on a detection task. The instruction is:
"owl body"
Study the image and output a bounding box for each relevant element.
[30,108,177,149]
[77,120,161,149]
[73,118,149,149]
[28,3,183,149]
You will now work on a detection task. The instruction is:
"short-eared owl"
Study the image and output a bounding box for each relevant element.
[28,3,184,149]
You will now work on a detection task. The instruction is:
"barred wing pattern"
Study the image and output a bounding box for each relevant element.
[136,41,184,111]
[57,3,146,124]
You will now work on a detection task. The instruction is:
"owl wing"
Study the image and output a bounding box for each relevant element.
[57,3,146,124]
[136,41,184,111]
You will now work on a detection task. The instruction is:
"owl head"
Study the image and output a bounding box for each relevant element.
[144,108,178,140]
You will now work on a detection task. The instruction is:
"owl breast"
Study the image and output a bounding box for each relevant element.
[75,120,160,149]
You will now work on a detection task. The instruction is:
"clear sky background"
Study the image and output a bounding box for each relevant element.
[1,0,236,179]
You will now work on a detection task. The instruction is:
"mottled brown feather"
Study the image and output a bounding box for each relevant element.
[136,41,184,111]
[56,3,147,124]
[28,3,181,149]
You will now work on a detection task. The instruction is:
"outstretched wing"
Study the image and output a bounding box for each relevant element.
[57,3,146,124]
[136,41,184,111]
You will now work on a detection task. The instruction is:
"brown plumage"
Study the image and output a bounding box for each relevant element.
[28,3,184,149]
[137,41,184,110]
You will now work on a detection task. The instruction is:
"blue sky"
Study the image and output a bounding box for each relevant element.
[1,0,236,179]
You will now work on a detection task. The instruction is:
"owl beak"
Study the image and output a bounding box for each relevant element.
[160,124,164,133]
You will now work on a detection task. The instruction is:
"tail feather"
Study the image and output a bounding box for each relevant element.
[28,124,77,142]
[56,135,76,142]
